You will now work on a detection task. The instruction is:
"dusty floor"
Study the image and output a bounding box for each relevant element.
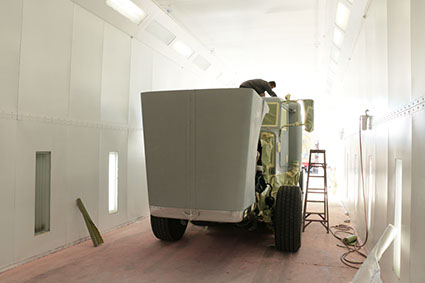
[0,197,359,283]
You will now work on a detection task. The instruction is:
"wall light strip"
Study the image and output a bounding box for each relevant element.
[106,0,147,25]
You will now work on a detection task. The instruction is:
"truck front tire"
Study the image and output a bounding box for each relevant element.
[151,215,187,241]
[274,185,302,252]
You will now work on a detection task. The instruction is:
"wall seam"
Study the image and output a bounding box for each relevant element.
[15,0,24,118]
[12,0,25,266]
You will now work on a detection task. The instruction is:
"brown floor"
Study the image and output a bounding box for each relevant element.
[0,197,359,283]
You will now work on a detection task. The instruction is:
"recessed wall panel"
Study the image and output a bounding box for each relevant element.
[384,116,412,282]
[98,129,128,230]
[14,122,68,261]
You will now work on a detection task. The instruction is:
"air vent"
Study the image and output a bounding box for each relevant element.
[145,20,176,45]
[192,54,211,71]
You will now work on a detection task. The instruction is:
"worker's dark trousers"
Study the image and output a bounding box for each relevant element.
[257,140,262,166]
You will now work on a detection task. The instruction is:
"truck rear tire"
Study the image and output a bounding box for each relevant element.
[274,185,302,252]
[151,215,187,241]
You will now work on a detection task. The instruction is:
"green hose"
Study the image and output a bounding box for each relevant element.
[342,235,357,245]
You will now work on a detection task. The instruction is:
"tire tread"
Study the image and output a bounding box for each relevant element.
[151,215,187,241]
[274,185,302,252]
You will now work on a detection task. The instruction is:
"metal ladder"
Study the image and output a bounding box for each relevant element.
[302,149,329,233]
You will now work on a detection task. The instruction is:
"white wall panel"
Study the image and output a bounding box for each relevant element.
[339,0,424,281]
[100,24,131,124]
[387,0,411,110]
[383,116,412,283]
[127,131,149,219]
[69,6,104,122]
[372,124,388,245]
[14,122,68,261]
[411,0,425,100]
[0,0,22,113]
[0,120,17,267]
[18,0,73,118]
[410,110,425,282]
[66,127,100,243]
[127,40,151,219]
[129,40,153,127]
[181,70,202,89]
[98,130,128,230]
[152,52,182,90]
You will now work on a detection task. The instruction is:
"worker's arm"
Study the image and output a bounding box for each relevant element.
[265,85,277,97]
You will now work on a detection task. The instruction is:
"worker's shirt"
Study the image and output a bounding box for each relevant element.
[240,79,277,97]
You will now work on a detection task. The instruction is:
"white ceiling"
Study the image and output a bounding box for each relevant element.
[154,0,329,98]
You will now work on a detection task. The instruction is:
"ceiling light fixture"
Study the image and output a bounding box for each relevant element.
[335,2,351,31]
[172,40,194,59]
[333,27,345,47]
[106,0,147,25]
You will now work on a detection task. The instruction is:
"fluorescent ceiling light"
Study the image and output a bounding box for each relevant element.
[145,20,176,45]
[331,47,341,62]
[172,40,194,59]
[192,54,211,71]
[106,0,147,25]
[336,2,351,31]
[333,27,345,47]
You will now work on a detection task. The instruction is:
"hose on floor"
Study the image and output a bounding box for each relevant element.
[330,224,367,269]
[329,114,370,269]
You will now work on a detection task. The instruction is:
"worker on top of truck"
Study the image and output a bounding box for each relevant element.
[240,79,277,97]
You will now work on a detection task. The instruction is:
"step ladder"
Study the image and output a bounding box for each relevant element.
[302,149,329,233]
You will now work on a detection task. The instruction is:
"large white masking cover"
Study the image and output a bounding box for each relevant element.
[141,89,268,222]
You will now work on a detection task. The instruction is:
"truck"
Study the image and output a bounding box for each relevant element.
[141,88,314,252]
